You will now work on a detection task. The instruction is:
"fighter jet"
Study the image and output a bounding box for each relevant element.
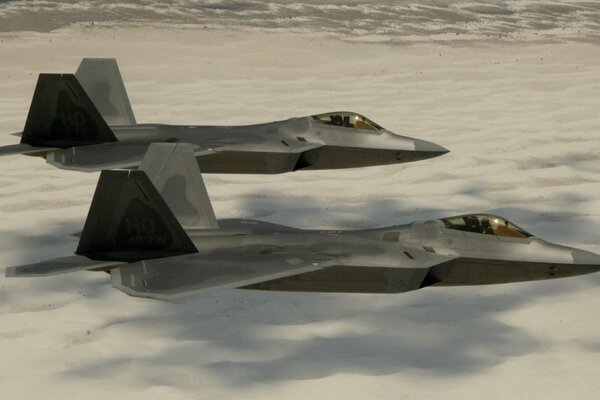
[6,143,599,301]
[0,58,448,173]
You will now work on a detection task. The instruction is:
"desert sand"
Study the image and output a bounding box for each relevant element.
[0,12,599,400]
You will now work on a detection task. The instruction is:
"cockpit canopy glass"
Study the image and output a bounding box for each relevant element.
[441,214,532,238]
[312,112,383,131]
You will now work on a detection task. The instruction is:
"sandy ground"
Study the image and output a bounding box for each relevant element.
[0,25,599,399]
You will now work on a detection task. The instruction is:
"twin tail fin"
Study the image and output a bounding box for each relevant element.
[20,58,135,148]
[75,58,136,126]
[7,143,212,275]
[21,73,117,148]
[76,143,216,262]
[76,168,198,262]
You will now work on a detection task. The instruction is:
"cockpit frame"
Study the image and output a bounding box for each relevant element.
[312,112,384,132]
[440,214,532,238]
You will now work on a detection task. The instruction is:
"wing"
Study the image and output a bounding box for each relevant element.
[45,138,322,172]
[110,244,458,301]
[5,255,123,277]
[110,245,337,301]
[45,142,219,171]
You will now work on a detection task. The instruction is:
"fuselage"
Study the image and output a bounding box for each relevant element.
[40,113,448,173]
[184,217,600,293]
[3,65,448,173]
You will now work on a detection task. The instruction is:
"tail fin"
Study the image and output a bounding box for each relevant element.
[139,143,219,230]
[75,58,137,126]
[76,170,197,261]
[21,74,117,147]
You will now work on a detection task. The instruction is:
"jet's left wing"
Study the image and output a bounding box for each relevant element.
[111,245,337,301]
[45,138,322,172]
[45,141,219,171]
[110,243,458,301]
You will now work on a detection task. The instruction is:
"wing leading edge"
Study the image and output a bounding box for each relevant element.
[110,245,458,301]
[44,138,323,172]
[110,246,337,301]
[45,142,220,172]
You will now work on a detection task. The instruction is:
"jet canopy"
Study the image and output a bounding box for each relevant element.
[440,214,532,238]
[312,112,383,131]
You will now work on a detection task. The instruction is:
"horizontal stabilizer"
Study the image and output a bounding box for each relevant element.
[6,255,122,277]
[111,246,335,301]
[0,143,56,157]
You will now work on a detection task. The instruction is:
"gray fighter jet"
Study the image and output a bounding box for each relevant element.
[6,143,599,301]
[0,58,448,173]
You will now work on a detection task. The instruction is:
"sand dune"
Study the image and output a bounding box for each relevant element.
[0,24,599,400]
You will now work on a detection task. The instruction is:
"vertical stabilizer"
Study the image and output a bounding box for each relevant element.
[139,143,219,230]
[75,58,136,126]
[76,170,197,261]
[21,74,117,147]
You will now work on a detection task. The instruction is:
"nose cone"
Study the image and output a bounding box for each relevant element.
[385,132,449,163]
[572,248,600,268]
[407,137,449,161]
[380,131,450,159]
[383,131,448,160]
[555,248,600,279]
[414,138,449,155]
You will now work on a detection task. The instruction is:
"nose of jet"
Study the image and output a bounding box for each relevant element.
[413,138,450,156]
[383,130,449,159]
[384,131,449,161]
[564,248,600,278]
[572,248,600,267]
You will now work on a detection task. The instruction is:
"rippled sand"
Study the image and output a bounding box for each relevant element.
[1,0,600,43]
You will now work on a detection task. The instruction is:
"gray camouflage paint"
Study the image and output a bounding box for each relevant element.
[0,58,448,173]
[6,143,599,302]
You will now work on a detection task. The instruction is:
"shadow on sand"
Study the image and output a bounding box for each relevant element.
[3,192,592,386]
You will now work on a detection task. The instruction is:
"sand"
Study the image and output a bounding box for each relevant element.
[0,23,599,400]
